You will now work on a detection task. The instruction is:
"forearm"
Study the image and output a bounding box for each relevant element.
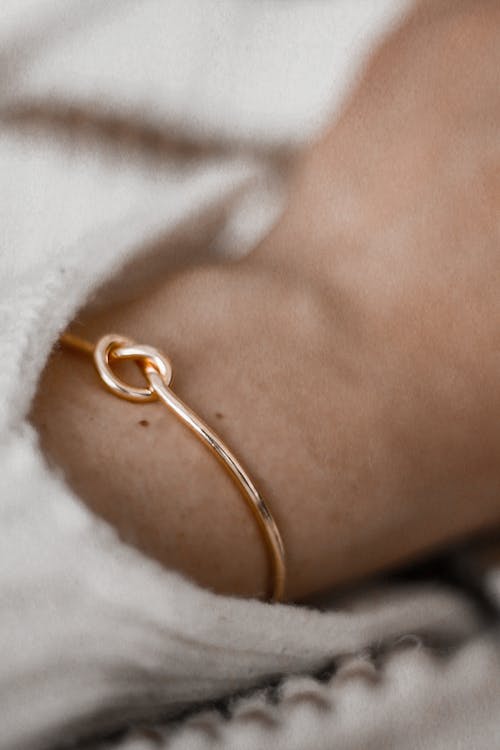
[31,241,500,602]
[33,253,373,601]
[30,1,500,602]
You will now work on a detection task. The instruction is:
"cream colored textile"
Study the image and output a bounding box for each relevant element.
[1,2,498,749]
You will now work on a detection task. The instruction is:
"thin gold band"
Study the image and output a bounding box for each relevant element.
[60,331,286,602]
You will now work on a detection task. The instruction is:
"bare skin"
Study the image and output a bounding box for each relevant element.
[31,1,500,601]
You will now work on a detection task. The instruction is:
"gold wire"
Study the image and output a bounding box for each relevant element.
[59,331,286,602]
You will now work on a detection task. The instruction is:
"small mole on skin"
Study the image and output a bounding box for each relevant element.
[215,411,224,419]
[138,419,149,427]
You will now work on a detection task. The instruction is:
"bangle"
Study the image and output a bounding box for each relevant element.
[59,331,286,602]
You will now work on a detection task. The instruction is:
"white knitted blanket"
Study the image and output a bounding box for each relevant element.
[1,2,499,749]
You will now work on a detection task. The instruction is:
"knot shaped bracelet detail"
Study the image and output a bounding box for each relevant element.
[60,332,286,602]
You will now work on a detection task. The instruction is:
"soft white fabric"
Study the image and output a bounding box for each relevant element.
[1,2,499,749]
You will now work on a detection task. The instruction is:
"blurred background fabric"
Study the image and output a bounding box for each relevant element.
[1,2,499,749]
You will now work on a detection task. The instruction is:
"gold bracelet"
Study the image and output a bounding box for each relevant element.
[60,331,286,602]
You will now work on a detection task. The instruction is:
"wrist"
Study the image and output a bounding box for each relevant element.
[32,265,274,598]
